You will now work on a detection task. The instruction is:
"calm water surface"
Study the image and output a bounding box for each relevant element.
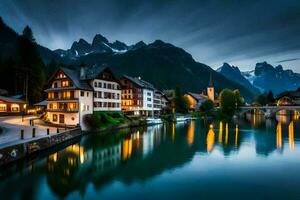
[1,113,300,200]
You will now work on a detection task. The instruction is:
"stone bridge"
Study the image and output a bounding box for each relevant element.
[238,106,300,118]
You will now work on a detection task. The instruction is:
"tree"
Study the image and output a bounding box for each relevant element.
[174,86,189,114]
[200,99,214,113]
[218,89,240,121]
[266,91,275,104]
[22,25,35,43]
[15,26,46,103]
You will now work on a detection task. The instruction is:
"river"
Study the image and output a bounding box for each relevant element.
[0,112,300,200]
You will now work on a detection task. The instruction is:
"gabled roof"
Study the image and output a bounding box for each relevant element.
[122,75,155,90]
[187,92,208,102]
[0,96,26,103]
[48,67,93,91]
[82,65,121,84]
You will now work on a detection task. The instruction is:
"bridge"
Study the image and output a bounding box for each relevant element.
[238,106,300,118]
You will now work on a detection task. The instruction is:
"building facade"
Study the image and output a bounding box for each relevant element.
[185,92,209,111]
[120,76,155,116]
[0,96,26,115]
[82,67,122,112]
[45,68,93,130]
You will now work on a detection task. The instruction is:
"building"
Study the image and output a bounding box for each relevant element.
[120,76,155,116]
[207,73,215,102]
[276,88,300,105]
[81,66,122,112]
[153,90,169,115]
[0,95,26,115]
[184,92,209,111]
[45,67,93,130]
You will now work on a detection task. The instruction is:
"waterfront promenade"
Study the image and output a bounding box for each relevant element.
[0,116,64,149]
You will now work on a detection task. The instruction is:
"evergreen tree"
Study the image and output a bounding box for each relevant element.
[266,91,275,104]
[16,26,46,103]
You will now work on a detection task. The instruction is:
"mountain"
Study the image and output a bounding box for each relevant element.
[217,63,260,95]
[0,18,256,100]
[54,38,256,100]
[55,34,130,59]
[242,62,300,95]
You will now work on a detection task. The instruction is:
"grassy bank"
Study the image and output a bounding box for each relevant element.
[85,112,129,130]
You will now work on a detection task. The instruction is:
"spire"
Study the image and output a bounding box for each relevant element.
[208,73,213,87]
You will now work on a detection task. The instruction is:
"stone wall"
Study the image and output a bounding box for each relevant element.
[0,128,81,166]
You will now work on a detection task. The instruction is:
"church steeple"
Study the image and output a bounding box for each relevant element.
[208,73,213,87]
[207,73,215,101]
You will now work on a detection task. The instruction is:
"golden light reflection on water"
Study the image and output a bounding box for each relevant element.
[187,121,195,146]
[225,123,229,145]
[122,138,132,160]
[218,122,223,143]
[235,124,239,147]
[276,122,282,149]
[289,121,295,150]
[207,124,215,153]
[171,122,175,143]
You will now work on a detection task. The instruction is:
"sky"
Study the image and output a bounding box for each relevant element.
[1,0,300,72]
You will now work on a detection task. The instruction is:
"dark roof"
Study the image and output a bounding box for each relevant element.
[81,65,106,80]
[187,92,208,101]
[123,75,155,90]
[54,67,93,91]
[34,100,48,106]
[277,90,300,99]
[0,96,26,103]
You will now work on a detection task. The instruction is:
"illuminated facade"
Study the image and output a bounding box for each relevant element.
[0,96,26,114]
[120,76,156,116]
[45,68,93,130]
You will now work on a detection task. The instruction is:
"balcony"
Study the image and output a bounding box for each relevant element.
[46,108,79,113]
[47,98,78,102]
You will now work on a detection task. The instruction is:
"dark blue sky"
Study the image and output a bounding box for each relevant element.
[1,0,300,72]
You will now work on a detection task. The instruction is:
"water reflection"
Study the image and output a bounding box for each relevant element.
[0,117,300,199]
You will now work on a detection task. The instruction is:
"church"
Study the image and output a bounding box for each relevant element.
[184,74,217,111]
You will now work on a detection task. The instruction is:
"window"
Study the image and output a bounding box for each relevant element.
[117,94,120,99]
[98,92,102,98]
[94,82,97,87]
[147,98,151,101]
[87,105,89,111]
[81,91,84,97]
[99,82,102,88]
[0,104,7,112]
[53,114,58,122]
[62,80,69,87]
[94,92,97,98]
[147,92,151,96]
[87,92,89,97]
[53,82,58,88]
[103,83,106,88]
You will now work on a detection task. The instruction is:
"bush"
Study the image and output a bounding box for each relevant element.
[85,112,128,130]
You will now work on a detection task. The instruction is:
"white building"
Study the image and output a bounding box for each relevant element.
[153,90,169,116]
[81,66,122,112]
[120,76,155,116]
[45,68,93,130]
